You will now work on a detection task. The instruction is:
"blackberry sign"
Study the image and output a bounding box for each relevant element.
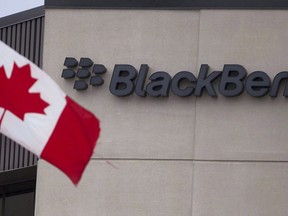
[62,57,288,98]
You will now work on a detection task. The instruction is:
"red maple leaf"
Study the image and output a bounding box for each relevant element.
[0,62,49,124]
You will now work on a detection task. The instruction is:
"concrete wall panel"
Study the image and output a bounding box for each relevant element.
[43,9,200,159]
[195,10,288,160]
[35,160,193,216]
[192,162,288,216]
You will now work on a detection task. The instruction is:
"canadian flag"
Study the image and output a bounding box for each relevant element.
[0,41,100,185]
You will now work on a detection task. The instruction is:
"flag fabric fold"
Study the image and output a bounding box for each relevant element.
[0,41,100,185]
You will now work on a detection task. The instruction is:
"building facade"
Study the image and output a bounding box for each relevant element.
[2,1,288,215]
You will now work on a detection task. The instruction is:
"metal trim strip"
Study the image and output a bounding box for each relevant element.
[45,0,288,9]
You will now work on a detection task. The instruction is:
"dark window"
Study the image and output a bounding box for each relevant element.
[1,192,35,216]
[0,166,36,216]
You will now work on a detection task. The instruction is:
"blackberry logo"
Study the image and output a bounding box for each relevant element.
[61,58,288,98]
[61,57,106,90]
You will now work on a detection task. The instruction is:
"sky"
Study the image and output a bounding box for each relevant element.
[0,0,44,18]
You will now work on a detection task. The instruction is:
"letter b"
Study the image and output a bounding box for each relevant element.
[109,65,137,96]
[219,65,247,97]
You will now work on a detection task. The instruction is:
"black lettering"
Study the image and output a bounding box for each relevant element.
[269,72,288,97]
[146,72,171,97]
[171,71,196,97]
[194,64,221,97]
[219,65,246,97]
[135,64,149,97]
[109,64,137,96]
[245,71,270,97]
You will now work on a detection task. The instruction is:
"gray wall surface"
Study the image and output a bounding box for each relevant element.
[35,9,288,215]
